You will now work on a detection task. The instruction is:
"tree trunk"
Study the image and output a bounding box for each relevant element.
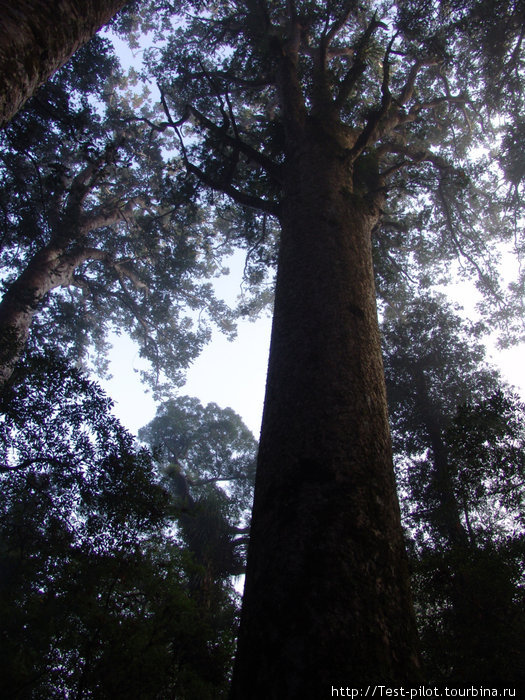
[415,374,470,549]
[0,245,85,387]
[425,418,470,549]
[0,0,128,127]
[231,131,422,697]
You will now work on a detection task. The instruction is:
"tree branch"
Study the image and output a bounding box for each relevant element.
[184,158,279,215]
[187,105,282,181]
[65,141,120,217]
[397,95,467,127]
[78,198,143,235]
[436,178,494,285]
[397,57,441,106]
[0,456,73,473]
[334,14,387,110]
[323,1,357,46]
[377,142,452,171]
[348,32,396,158]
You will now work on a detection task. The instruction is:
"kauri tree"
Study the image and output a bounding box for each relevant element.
[119,0,525,693]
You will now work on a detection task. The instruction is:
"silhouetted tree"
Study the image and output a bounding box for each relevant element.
[383,295,525,686]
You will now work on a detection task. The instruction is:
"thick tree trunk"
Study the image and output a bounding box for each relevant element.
[0,0,128,127]
[231,136,421,697]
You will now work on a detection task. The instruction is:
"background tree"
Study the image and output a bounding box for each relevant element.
[139,396,257,606]
[0,0,130,127]
[0,36,235,392]
[382,295,525,686]
[0,352,238,698]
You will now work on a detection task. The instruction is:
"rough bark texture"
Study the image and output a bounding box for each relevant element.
[230,128,422,698]
[0,0,128,127]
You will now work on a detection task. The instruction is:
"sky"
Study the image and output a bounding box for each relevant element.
[101,253,273,438]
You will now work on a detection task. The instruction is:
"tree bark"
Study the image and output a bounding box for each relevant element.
[231,128,422,697]
[0,244,98,386]
[0,0,128,127]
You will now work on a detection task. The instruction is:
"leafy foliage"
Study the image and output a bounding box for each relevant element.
[139,396,257,588]
[0,35,235,392]
[0,354,238,698]
[110,0,525,327]
[382,295,525,685]
[383,294,498,461]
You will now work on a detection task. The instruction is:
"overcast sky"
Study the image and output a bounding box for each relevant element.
[102,271,525,442]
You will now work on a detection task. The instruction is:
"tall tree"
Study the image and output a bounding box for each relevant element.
[116,0,521,691]
[0,38,234,391]
[0,0,130,127]
[123,1,525,692]
[382,295,525,685]
[382,295,499,547]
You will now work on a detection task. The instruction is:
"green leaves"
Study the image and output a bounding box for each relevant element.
[0,353,239,698]
[0,34,237,392]
[139,396,257,570]
[383,295,525,685]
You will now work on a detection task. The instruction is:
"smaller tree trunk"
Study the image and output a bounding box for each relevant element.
[415,375,470,549]
[0,245,84,387]
[0,0,128,127]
